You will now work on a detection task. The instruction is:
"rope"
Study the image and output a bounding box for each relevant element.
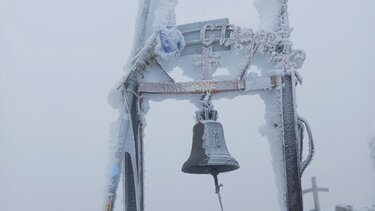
[212,173,224,211]
[217,192,224,211]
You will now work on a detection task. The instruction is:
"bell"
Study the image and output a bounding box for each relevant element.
[182,110,240,175]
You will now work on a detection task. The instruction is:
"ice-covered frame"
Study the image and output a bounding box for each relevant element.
[104,1,314,211]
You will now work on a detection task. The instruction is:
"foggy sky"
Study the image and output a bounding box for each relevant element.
[1,0,374,211]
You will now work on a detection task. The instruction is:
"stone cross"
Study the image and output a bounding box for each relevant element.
[303,177,329,211]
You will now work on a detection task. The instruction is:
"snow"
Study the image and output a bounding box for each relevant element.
[254,0,281,31]
[108,88,124,109]
[104,93,133,205]
[130,0,151,60]
[145,0,178,40]
[259,89,287,211]
[155,26,185,60]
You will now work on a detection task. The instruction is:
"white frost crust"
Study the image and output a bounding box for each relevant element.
[108,88,124,109]
[110,0,179,96]
[154,26,185,60]
[254,0,281,31]
[104,103,129,205]
[245,76,278,91]
[130,0,151,60]
[145,0,178,40]
[259,90,287,211]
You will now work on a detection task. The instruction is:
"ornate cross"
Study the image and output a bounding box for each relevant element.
[193,46,220,80]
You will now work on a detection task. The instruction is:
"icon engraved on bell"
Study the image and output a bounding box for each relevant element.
[207,130,220,149]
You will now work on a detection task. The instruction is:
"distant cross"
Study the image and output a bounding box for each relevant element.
[303,177,329,211]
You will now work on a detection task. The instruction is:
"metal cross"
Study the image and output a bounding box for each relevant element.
[303,177,329,211]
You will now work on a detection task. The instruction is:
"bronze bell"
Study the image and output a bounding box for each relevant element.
[182,110,240,175]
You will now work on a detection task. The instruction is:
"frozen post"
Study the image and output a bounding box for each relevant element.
[303,177,329,211]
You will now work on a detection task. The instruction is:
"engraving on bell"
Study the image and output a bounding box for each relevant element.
[182,111,240,174]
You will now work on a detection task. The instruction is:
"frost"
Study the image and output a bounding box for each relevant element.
[103,112,126,208]
[212,67,230,77]
[145,0,178,39]
[155,26,185,60]
[254,0,281,31]
[104,92,137,210]
[129,0,151,60]
[254,0,290,39]
[259,90,287,211]
[108,88,124,109]
[225,27,305,71]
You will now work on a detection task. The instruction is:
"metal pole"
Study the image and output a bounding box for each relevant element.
[124,83,140,211]
[281,74,304,211]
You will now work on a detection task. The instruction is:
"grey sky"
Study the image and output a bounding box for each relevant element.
[1,0,374,211]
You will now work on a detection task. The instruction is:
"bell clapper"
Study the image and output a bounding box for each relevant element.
[212,172,225,211]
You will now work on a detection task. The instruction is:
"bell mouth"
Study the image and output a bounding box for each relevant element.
[181,160,240,174]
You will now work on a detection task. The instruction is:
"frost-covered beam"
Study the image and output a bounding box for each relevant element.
[137,76,280,94]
